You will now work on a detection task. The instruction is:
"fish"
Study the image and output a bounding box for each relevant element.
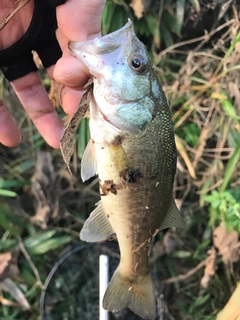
[69,19,184,320]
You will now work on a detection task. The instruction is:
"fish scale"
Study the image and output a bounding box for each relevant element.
[69,19,184,319]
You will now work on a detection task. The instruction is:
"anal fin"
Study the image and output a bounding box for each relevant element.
[159,197,185,230]
[80,201,115,242]
[81,139,97,182]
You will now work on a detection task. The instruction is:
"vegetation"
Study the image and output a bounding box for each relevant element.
[0,0,240,319]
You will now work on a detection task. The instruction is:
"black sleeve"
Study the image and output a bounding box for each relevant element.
[0,0,65,82]
[47,0,66,8]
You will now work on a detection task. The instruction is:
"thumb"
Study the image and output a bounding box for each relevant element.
[56,0,105,41]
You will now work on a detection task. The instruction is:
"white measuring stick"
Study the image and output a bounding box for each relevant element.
[99,255,109,320]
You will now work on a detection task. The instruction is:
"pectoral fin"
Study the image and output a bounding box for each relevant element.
[81,139,98,182]
[159,198,185,230]
[80,201,115,242]
[109,143,130,172]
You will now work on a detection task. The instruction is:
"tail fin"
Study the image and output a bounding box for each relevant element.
[103,267,156,319]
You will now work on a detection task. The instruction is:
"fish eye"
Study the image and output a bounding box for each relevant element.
[129,54,147,73]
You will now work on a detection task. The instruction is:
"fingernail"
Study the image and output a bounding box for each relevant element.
[55,69,78,81]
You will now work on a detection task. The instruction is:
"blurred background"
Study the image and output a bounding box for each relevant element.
[0,0,240,319]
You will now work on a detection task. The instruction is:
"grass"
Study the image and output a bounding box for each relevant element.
[0,1,240,319]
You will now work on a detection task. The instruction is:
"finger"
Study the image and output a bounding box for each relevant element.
[53,55,89,88]
[48,65,83,115]
[56,0,105,41]
[60,86,84,115]
[0,100,21,147]
[11,72,64,149]
[55,28,71,56]
[53,30,90,88]
[54,0,105,86]
[54,0,105,107]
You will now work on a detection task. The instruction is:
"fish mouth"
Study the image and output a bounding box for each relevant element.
[68,19,134,73]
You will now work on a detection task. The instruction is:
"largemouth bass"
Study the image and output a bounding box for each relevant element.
[69,20,184,319]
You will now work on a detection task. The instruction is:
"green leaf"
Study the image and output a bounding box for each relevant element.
[229,186,240,202]
[78,118,90,159]
[0,189,18,197]
[176,0,185,36]
[21,268,37,288]
[222,99,239,124]
[24,230,57,249]
[101,0,117,35]
[194,238,210,258]
[110,6,128,32]
[193,294,211,307]
[0,178,31,189]
[227,128,240,148]
[173,250,192,258]
[163,10,182,37]
[200,176,213,207]
[222,32,240,61]
[171,96,186,107]
[134,18,152,37]
[0,239,17,251]
[144,13,157,36]
[189,0,200,12]
[0,206,22,237]
[26,236,72,255]
[24,230,72,255]
[160,23,174,47]
[13,160,34,174]
[112,0,129,11]
[220,140,240,192]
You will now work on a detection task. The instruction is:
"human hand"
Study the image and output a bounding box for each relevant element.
[0,0,105,148]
